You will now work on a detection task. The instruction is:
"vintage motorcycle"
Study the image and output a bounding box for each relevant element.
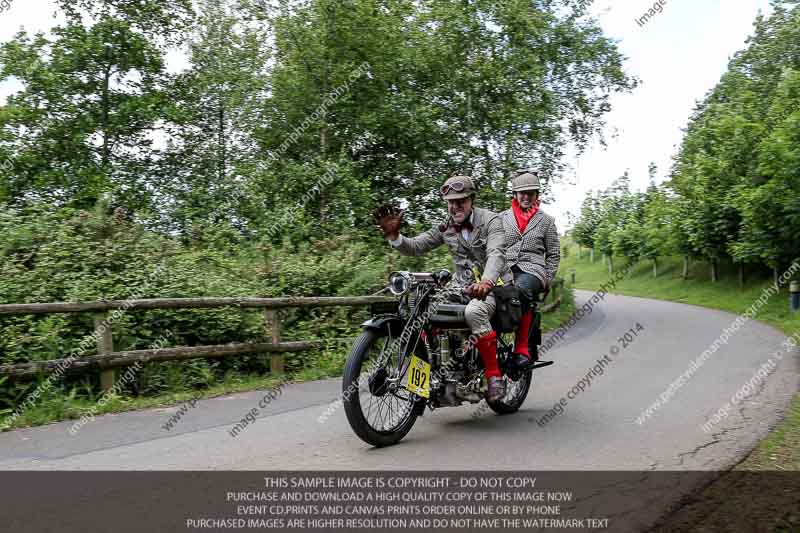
[342,269,553,447]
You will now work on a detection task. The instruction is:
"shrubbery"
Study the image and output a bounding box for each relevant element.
[0,202,458,414]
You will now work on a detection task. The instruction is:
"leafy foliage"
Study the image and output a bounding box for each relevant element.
[571,3,800,278]
[0,0,630,418]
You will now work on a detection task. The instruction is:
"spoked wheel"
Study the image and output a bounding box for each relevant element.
[487,332,534,415]
[487,368,533,414]
[342,327,426,447]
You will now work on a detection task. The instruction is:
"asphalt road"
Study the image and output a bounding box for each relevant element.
[1,290,796,472]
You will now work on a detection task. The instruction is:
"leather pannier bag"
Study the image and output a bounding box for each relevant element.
[491,284,523,333]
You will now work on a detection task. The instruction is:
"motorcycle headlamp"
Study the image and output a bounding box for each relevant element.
[388,271,412,296]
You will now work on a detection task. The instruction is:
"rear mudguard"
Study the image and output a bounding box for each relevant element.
[361,315,428,416]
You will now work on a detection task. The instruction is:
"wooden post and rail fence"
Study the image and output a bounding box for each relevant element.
[0,280,565,390]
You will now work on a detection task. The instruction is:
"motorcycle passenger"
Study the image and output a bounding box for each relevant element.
[373,175,509,402]
[500,169,561,368]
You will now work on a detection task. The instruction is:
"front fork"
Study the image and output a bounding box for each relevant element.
[362,316,431,416]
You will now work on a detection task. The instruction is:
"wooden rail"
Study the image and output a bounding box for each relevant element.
[0,280,565,388]
[0,296,396,315]
[0,296,393,388]
[0,339,356,378]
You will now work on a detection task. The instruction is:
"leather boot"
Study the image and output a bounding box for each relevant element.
[487,376,506,402]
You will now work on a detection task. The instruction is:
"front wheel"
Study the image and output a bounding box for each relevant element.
[342,327,425,447]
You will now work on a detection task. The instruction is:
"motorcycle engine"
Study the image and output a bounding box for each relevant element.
[434,333,484,406]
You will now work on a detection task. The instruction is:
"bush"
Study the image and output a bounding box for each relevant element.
[0,198,486,419]
[0,203,434,411]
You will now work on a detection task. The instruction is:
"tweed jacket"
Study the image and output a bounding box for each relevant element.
[392,207,506,285]
[500,208,561,289]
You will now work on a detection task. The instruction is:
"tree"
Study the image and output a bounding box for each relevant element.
[252,0,636,242]
[669,2,800,282]
[0,0,194,210]
[593,172,633,273]
[159,0,270,239]
[733,68,800,276]
[572,192,601,260]
[640,185,675,277]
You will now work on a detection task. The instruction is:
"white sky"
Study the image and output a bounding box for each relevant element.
[0,0,774,231]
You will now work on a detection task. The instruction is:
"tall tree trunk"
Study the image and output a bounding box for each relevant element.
[577,246,582,259]
[101,47,112,179]
[608,255,614,274]
[318,52,331,224]
[319,117,327,222]
[590,249,594,263]
[319,4,334,224]
[738,263,744,288]
[218,100,226,184]
[774,266,780,287]
[682,256,689,280]
[710,258,718,283]
[652,258,658,278]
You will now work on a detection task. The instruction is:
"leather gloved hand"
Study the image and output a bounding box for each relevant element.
[373,204,404,241]
[468,279,494,300]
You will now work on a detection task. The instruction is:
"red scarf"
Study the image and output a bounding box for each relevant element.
[512,198,540,233]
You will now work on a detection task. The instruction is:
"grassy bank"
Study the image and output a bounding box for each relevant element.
[560,245,799,471]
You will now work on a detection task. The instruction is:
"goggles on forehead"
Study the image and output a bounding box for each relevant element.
[441,181,467,195]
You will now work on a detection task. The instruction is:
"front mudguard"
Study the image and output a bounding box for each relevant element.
[361,315,406,338]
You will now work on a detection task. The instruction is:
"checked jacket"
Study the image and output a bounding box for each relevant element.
[500,208,561,289]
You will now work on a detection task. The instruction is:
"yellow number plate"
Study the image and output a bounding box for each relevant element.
[406,355,431,398]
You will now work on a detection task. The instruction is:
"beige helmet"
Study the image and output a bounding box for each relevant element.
[512,169,541,192]
[440,175,476,200]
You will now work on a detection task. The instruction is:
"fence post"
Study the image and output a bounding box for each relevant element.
[551,279,563,302]
[93,313,115,391]
[265,309,284,374]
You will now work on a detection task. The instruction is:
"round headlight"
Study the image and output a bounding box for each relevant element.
[388,271,411,296]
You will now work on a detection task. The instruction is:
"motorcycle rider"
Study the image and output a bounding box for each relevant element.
[500,169,561,368]
[373,175,508,402]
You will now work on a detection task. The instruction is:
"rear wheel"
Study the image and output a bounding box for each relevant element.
[342,327,426,447]
[488,331,533,414]
[487,368,533,414]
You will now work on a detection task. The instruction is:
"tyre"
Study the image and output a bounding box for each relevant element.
[486,330,534,414]
[486,344,533,415]
[487,369,533,415]
[342,327,426,447]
